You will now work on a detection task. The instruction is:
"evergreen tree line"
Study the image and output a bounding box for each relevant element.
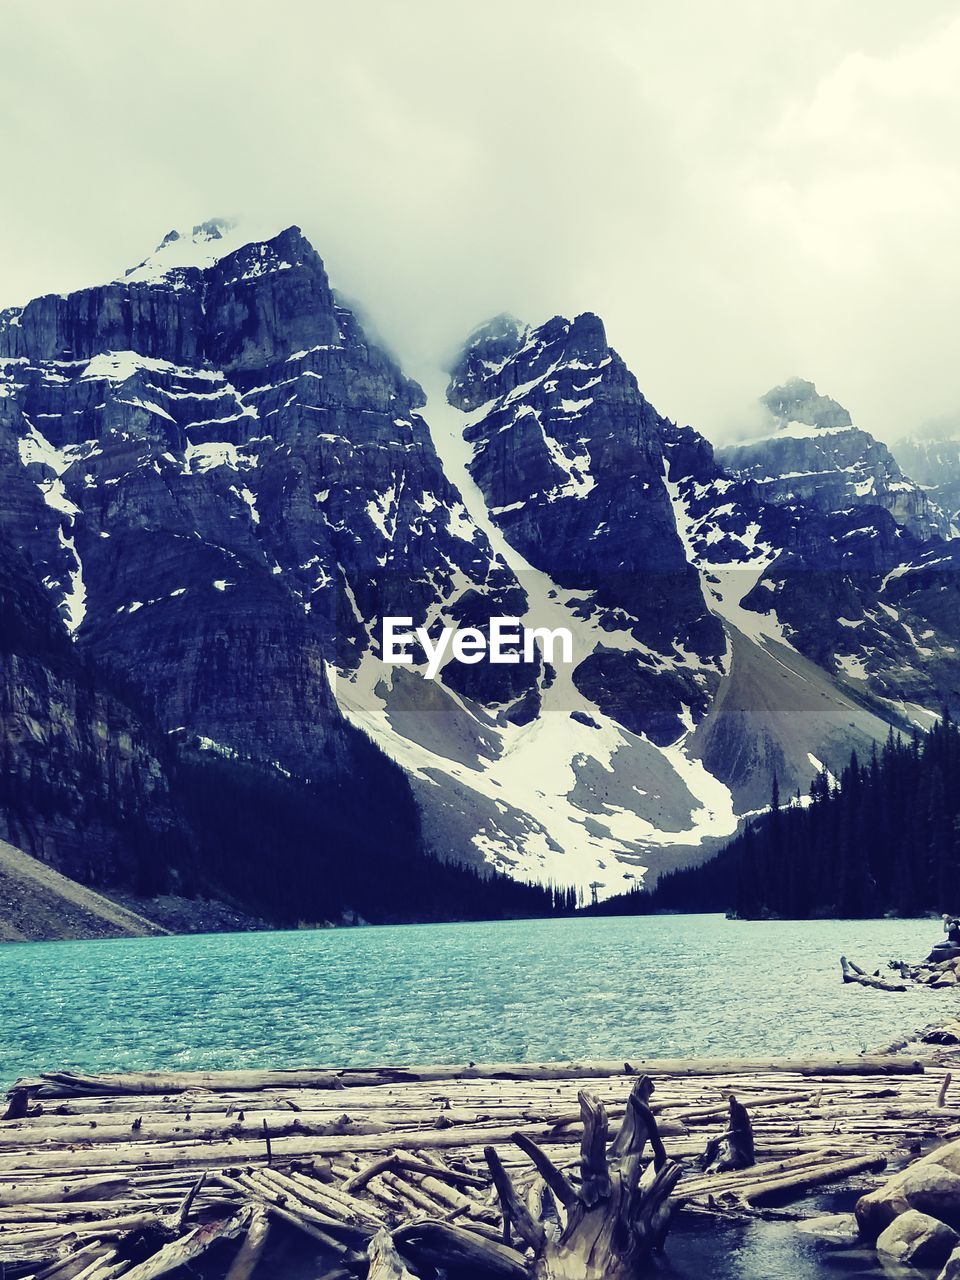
[590,715,960,920]
[0,730,581,927]
[162,739,580,927]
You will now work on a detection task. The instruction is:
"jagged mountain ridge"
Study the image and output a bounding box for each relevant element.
[448,312,724,744]
[894,432,960,525]
[1,222,958,898]
[669,387,960,737]
[659,420,960,810]
[0,223,533,765]
[447,320,938,825]
[0,225,747,891]
[718,377,951,541]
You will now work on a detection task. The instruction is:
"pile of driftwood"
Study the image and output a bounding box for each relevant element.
[842,952,960,993]
[889,954,960,988]
[0,1053,953,1280]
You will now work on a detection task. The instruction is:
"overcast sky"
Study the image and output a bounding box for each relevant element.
[3,1,959,442]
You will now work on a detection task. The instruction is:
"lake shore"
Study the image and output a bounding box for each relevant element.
[2,1047,952,1280]
[0,837,274,943]
[2,915,959,1277]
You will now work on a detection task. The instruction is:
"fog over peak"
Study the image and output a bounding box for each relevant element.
[2,0,959,446]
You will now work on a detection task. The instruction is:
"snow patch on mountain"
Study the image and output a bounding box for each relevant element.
[664,468,791,650]
[122,219,280,286]
[330,369,740,890]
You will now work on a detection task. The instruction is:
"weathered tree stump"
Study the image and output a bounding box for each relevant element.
[368,1228,418,1280]
[699,1094,755,1174]
[2,1087,31,1121]
[467,1076,683,1280]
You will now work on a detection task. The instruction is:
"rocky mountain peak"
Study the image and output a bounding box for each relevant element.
[121,220,313,290]
[0,223,339,371]
[3,219,960,908]
[719,378,949,540]
[462,312,524,349]
[448,312,612,414]
[761,377,852,431]
[123,217,243,283]
[447,308,726,745]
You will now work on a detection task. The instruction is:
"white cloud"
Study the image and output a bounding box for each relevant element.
[1,0,958,445]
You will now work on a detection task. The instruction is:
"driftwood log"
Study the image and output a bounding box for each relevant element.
[841,957,907,992]
[842,949,960,993]
[20,1055,923,1098]
[889,955,960,988]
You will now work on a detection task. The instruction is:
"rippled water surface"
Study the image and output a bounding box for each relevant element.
[0,914,950,1087]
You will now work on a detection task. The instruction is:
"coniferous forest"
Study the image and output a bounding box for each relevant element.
[591,715,960,920]
[168,749,580,927]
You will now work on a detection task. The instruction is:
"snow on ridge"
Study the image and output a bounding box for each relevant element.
[120,218,286,286]
[446,501,476,541]
[560,397,593,415]
[122,219,244,284]
[117,396,176,422]
[17,423,99,477]
[231,485,260,525]
[732,420,858,448]
[82,351,224,383]
[16,419,88,634]
[17,421,98,523]
[537,422,595,502]
[286,344,345,362]
[325,369,742,894]
[57,527,86,634]
[219,239,301,286]
[836,652,870,682]
[664,466,788,650]
[184,440,257,474]
[366,483,397,539]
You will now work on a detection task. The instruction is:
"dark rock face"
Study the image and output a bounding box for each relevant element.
[0,226,537,785]
[0,535,183,887]
[571,648,714,747]
[809,537,960,716]
[719,379,950,541]
[448,313,724,744]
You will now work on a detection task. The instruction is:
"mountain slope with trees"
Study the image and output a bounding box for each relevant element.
[0,534,575,934]
[592,716,960,919]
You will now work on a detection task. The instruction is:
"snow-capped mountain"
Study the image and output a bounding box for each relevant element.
[1,223,958,899]
[665,413,960,786]
[719,378,951,540]
[449,312,725,741]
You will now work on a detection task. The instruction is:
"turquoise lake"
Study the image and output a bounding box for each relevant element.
[0,913,950,1088]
